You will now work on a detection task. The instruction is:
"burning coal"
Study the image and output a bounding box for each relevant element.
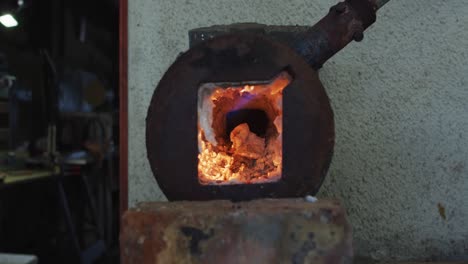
[198,72,291,185]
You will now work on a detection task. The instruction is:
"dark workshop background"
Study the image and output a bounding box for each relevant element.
[0,0,120,263]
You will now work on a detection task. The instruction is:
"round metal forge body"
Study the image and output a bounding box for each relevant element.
[146,34,334,201]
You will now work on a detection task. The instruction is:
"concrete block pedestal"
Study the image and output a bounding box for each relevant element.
[121,198,352,264]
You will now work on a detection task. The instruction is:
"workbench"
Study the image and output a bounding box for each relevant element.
[0,153,106,264]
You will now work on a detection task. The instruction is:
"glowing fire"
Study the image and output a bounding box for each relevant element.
[197,72,291,185]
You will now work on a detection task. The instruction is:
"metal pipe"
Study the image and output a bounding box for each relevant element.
[294,0,378,70]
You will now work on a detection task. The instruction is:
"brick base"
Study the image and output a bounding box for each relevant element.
[121,199,352,264]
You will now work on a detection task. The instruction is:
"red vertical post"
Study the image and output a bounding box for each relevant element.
[119,0,129,216]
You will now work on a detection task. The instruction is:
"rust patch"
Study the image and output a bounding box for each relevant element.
[437,203,446,220]
[121,199,352,263]
[293,0,377,69]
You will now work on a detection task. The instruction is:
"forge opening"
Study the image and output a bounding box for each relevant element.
[226,109,269,138]
[197,71,291,185]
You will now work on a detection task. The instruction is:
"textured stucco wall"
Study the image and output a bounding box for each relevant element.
[128,0,468,260]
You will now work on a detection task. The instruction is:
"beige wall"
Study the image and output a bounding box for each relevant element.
[128,0,468,260]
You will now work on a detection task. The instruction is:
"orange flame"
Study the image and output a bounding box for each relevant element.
[198,72,291,185]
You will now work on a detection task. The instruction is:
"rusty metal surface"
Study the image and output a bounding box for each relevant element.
[189,0,382,70]
[146,34,334,201]
[293,0,377,69]
[189,0,382,71]
[121,199,352,264]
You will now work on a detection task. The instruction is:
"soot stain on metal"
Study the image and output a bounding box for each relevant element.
[292,232,317,264]
[290,232,297,241]
[180,226,214,255]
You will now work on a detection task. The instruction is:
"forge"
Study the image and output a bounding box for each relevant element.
[146,33,335,201]
[125,0,397,263]
[144,0,385,202]
[197,72,291,185]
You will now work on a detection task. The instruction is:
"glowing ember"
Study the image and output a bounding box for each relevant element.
[197,72,291,185]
